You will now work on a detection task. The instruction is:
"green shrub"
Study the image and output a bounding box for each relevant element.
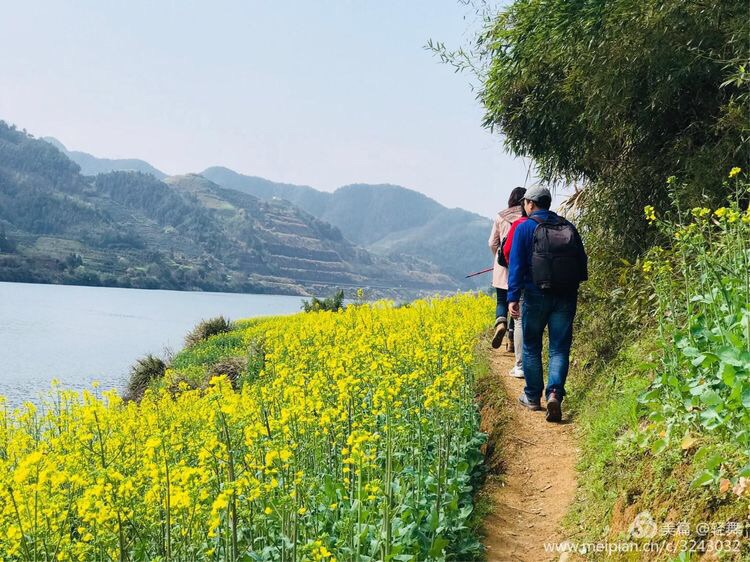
[301,289,345,312]
[184,316,234,348]
[474,0,749,261]
[124,354,167,402]
[167,336,266,394]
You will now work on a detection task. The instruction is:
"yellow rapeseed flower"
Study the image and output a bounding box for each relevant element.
[0,293,493,558]
[690,207,710,219]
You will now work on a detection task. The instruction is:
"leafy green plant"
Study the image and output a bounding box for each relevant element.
[637,171,750,490]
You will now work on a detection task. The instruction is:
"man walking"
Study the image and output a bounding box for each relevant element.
[507,185,587,422]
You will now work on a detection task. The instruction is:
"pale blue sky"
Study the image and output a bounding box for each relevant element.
[0,1,533,217]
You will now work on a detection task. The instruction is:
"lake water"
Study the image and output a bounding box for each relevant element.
[0,282,304,406]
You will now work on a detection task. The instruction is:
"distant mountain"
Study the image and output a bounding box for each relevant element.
[25,134,495,288]
[42,137,167,179]
[202,167,493,285]
[1,122,454,296]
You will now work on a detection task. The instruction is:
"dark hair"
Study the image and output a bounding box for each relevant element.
[508,187,526,208]
[534,195,552,210]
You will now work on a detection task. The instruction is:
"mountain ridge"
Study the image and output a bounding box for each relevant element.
[42,137,167,179]
[1,122,454,297]
[33,134,493,287]
[200,166,492,285]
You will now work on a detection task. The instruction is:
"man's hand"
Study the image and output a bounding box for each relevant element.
[509,301,520,319]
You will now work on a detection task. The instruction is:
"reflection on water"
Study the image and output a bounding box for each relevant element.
[0,282,303,406]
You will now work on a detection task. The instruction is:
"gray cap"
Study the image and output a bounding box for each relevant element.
[524,184,552,202]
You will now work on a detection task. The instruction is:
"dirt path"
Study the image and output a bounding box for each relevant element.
[480,348,578,561]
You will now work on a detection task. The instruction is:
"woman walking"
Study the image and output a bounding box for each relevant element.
[502,206,528,378]
[488,187,525,350]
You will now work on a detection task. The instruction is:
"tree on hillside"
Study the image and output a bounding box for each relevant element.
[434,0,749,257]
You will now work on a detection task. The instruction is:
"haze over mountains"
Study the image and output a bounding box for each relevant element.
[43,136,167,179]
[1,124,492,295]
[46,137,493,286]
[200,167,492,284]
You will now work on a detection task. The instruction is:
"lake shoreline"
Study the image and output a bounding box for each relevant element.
[0,276,310,297]
[0,282,305,406]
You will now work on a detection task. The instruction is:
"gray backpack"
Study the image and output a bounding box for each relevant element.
[529,215,586,291]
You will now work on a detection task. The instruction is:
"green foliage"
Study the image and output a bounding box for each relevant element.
[184,316,235,349]
[477,0,749,258]
[0,121,80,185]
[171,330,247,371]
[167,323,265,395]
[565,339,655,540]
[567,334,749,556]
[63,252,83,269]
[637,177,750,485]
[96,171,211,231]
[302,289,345,313]
[124,354,167,402]
[244,338,266,385]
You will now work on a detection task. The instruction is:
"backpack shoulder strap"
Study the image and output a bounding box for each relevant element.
[529,215,545,225]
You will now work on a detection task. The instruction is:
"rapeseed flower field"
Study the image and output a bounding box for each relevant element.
[0,294,492,561]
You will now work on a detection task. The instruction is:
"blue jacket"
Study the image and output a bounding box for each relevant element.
[507,210,587,302]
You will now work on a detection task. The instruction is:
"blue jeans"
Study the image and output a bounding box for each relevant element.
[495,288,508,323]
[521,290,577,402]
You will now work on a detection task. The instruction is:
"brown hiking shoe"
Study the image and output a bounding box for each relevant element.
[546,392,562,423]
[491,321,507,349]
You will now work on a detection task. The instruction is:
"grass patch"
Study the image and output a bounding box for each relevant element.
[171,330,247,370]
[124,354,167,402]
[136,316,273,397]
[474,344,510,473]
[183,315,234,349]
[565,339,654,539]
[565,336,749,560]
[469,341,510,547]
